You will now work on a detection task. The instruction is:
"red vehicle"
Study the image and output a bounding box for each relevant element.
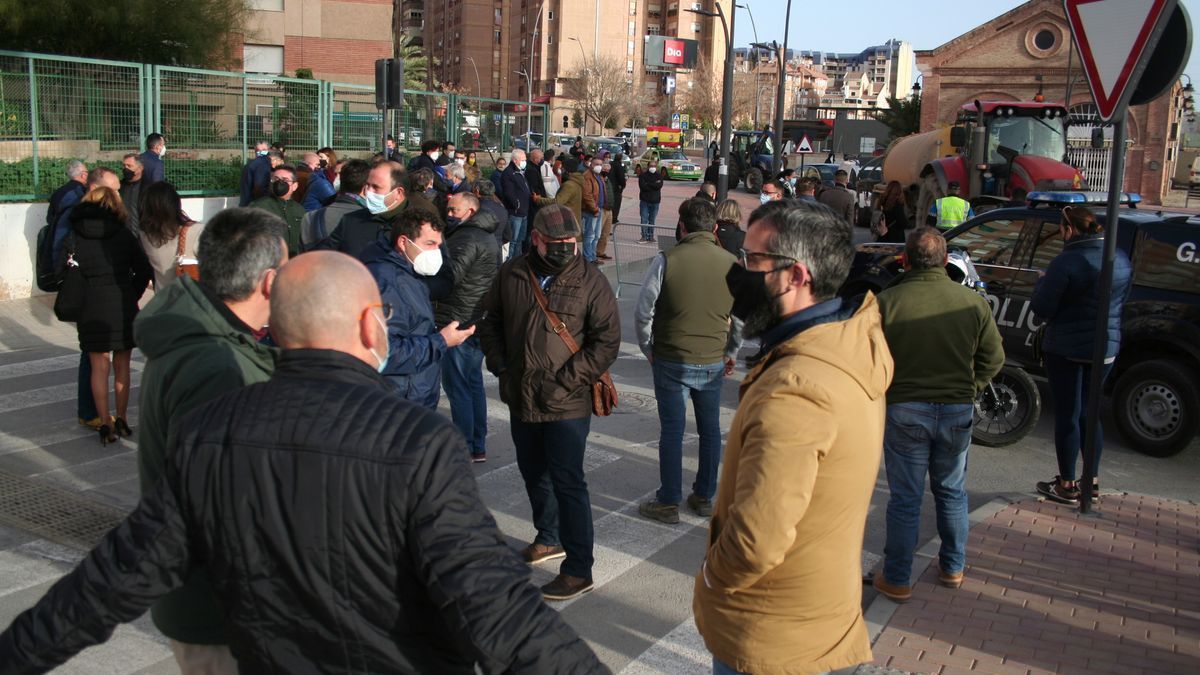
[883,100,1085,219]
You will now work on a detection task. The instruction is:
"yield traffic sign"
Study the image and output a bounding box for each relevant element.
[1063,0,1177,121]
[794,134,814,154]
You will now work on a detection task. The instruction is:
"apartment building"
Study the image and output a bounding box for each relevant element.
[239,0,394,84]
[423,0,732,134]
[793,39,914,103]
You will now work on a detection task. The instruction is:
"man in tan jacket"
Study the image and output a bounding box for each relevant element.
[694,200,893,675]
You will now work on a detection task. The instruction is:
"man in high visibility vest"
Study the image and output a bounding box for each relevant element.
[928,181,975,230]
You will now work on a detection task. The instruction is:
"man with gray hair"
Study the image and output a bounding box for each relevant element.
[871,227,1003,603]
[130,207,288,673]
[693,200,893,673]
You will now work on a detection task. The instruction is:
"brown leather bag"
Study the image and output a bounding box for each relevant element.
[175,223,200,280]
[527,269,618,416]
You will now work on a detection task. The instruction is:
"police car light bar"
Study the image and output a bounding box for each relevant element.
[1026,191,1142,206]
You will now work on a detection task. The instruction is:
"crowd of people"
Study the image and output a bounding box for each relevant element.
[3,132,1129,674]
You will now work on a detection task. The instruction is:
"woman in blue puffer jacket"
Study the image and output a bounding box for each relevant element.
[1031,206,1132,506]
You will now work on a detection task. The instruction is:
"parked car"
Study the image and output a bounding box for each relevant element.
[799,163,859,191]
[632,148,702,181]
[841,191,1200,456]
[584,137,633,171]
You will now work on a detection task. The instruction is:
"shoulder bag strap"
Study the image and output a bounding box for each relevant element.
[527,269,582,354]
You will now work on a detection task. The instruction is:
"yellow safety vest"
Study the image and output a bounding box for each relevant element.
[934,196,969,230]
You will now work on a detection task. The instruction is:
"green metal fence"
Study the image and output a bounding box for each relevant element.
[0,50,548,200]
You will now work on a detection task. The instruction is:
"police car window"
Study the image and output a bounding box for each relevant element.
[1029,221,1064,270]
[948,218,1025,266]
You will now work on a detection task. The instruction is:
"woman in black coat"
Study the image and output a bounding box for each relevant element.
[876,180,910,243]
[64,187,152,444]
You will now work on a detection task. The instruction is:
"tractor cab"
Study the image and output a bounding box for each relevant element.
[730,130,776,193]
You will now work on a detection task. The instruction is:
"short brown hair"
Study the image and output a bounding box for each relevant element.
[905,227,947,270]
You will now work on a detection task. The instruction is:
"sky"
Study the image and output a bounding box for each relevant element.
[730,0,1199,88]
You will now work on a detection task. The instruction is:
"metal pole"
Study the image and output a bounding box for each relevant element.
[530,1,545,149]
[1079,118,1125,514]
[773,0,792,174]
[718,4,735,202]
[28,58,39,194]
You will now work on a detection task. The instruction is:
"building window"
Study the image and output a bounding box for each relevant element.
[628,41,635,55]
[627,60,634,73]
[548,34,554,44]
[243,44,283,75]
[691,22,701,32]
[248,0,283,10]
[648,25,661,35]
[1034,29,1055,51]
[494,30,502,44]
[1025,23,1063,58]
[548,10,554,20]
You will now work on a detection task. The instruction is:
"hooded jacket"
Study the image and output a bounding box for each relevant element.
[132,276,279,644]
[0,349,606,675]
[554,172,585,228]
[64,202,152,352]
[693,293,893,675]
[361,239,446,408]
[317,192,439,259]
[478,251,620,423]
[435,209,501,328]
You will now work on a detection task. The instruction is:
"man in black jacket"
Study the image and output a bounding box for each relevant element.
[438,192,501,461]
[0,251,604,675]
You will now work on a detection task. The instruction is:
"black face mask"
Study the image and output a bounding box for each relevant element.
[270,180,290,198]
[318,159,328,168]
[726,264,786,338]
[121,168,136,183]
[543,241,577,270]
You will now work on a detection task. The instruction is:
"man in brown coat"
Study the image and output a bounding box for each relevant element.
[554,157,585,227]
[817,169,855,227]
[693,201,893,674]
[478,205,620,602]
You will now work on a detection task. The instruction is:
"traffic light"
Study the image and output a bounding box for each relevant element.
[374,59,404,109]
[562,114,569,130]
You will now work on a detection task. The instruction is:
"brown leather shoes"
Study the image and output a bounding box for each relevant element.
[541,573,594,601]
[872,574,912,602]
[520,543,566,565]
[938,566,964,588]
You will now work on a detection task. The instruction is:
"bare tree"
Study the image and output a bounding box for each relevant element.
[678,61,722,131]
[563,55,628,133]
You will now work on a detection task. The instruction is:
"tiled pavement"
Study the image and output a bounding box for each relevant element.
[869,494,1200,674]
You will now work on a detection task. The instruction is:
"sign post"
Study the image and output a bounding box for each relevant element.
[794,133,814,172]
[1063,0,1179,513]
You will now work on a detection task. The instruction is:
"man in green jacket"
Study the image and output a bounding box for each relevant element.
[872,227,1003,603]
[249,164,306,256]
[133,207,287,672]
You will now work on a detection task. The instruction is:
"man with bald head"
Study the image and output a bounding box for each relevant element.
[301,151,336,211]
[0,252,604,674]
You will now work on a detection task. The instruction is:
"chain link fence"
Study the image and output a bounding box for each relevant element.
[0,50,548,200]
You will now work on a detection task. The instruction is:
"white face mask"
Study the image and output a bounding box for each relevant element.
[517,160,527,171]
[407,241,444,276]
[649,166,657,173]
[369,312,390,373]
[157,146,166,157]
[333,176,341,191]
[430,151,441,162]
[445,150,456,159]
[455,157,466,165]
[592,165,602,174]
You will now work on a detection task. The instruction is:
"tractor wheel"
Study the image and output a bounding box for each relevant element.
[744,168,763,194]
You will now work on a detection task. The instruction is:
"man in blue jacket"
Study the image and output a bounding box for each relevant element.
[360,209,475,407]
[501,149,532,259]
[239,140,273,206]
[140,133,166,186]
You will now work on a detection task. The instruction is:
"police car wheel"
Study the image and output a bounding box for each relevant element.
[1113,359,1200,458]
[972,365,1041,447]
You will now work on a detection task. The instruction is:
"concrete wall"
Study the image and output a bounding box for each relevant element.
[0,197,238,302]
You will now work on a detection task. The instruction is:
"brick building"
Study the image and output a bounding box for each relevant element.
[239,0,395,85]
[915,0,1186,204]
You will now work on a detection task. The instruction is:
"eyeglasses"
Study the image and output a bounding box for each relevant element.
[362,302,394,322]
[271,177,295,184]
[737,248,797,269]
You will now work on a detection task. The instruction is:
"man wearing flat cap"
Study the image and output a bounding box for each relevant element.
[478,205,621,602]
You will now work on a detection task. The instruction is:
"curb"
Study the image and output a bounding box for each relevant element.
[862,492,1026,646]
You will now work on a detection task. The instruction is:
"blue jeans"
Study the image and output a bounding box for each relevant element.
[77,352,97,420]
[440,336,487,455]
[713,657,823,675]
[639,201,660,240]
[582,212,601,261]
[882,401,973,586]
[1044,353,1113,482]
[652,358,725,505]
[508,215,528,259]
[512,416,594,578]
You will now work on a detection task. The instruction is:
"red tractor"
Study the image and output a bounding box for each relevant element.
[883,100,1086,219]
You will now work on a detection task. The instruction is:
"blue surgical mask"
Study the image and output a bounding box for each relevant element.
[369,312,390,373]
[760,193,772,205]
[257,150,269,157]
[365,190,390,214]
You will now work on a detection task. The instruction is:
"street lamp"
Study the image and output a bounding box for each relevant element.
[515,69,532,147]
[737,4,762,129]
[568,37,589,134]
[685,3,735,202]
[528,1,547,149]
[772,1,792,174]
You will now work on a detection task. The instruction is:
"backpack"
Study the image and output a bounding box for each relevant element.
[36,222,61,292]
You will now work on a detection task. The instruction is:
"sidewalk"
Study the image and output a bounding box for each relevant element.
[867,494,1199,674]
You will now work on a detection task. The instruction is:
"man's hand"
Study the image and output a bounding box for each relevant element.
[440,321,476,348]
[724,357,736,376]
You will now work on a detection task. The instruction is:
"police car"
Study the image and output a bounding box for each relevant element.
[841,191,1200,457]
